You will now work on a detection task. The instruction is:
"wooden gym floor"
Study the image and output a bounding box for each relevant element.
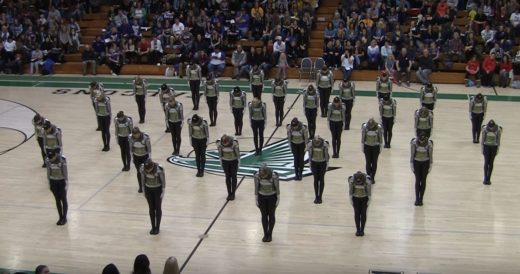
[0,75,519,274]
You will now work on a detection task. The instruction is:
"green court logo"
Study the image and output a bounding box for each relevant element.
[167,139,312,180]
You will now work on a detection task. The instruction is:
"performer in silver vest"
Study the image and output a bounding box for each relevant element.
[338,80,355,130]
[376,71,392,100]
[254,164,280,242]
[217,134,240,201]
[248,98,267,155]
[316,65,333,117]
[131,127,151,193]
[42,120,63,156]
[188,114,209,177]
[250,65,265,99]
[410,134,433,206]
[164,97,184,156]
[420,83,438,110]
[230,86,247,136]
[327,97,346,158]
[89,81,104,131]
[379,94,397,148]
[303,84,319,139]
[33,114,48,167]
[159,83,175,132]
[133,75,147,124]
[203,73,220,126]
[45,151,68,225]
[307,136,330,204]
[94,93,112,151]
[348,171,372,236]
[140,158,165,235]
[481,120,502,185]
[187,60,202,110]
[414,106,434,138]
[287,117,309,181]
[272,77,287,127]
[114,111,133,171]
[361,118,383,184]
[469,93,487,143]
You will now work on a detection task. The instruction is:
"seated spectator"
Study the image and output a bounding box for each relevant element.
[481,24,496,51]
[194,50,209,76]
[107,43,122,76]
[272,36,286,64]
[385,54,397,80]
[333,40,343,68]
[435,0,450,24]
[30,47,44,75]
[341,49,354,81]
[179,28,194,57]
[323,40,335,68]
[235,8,250,39]
[41,57,55,75]
[481,53,497,87]
[231,45,249,80]
[92,36,107,65]
[124,38,138,64]
[208,47,225,77]
[3,36,16,62]
[465,55,481,87]
[448,32,464,63]
[511,7,520,37]
[259,46,273,79]
[82,44,97,75]
[6,52,23,74]
[380,41,393,63]
[58,24,72,53]
[137,37,150,64]
[367,39,380,70]
[286,40,299,67]
[131,19,142,38]
[416,48,434,84]
[323,22,336,44]
[489,42,505,62]
[149,36,164,65]
[172,18,185,45]
[0,43,7,73]
[193,34,208,54]
[209,30,222,51]
[396,47,412,86]
[499,55,512,88]
[132,2,147,26]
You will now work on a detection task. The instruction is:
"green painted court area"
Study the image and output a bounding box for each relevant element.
[1,75,519,102]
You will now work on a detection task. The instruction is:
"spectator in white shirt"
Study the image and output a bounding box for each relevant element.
[341,50,354,81]
[208,47,226,78]
[172,18,185,44]
[30,48,44,74]
[150,36,163,65]
[3,36,16,62]
[272,36,285,64]
[511,8,520,36]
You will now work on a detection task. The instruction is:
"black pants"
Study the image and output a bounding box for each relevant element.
[422,102,434,110]
[481,71,494,87]
[107,61,121,75]
[258,194,277,237]
[413,160,430,203]
[471,113,484,142]
[305,108,317,139]
[145,186,163,230]
[483,145,498,182]
[97,115,111,147]
[168,121,182,154]
[364,145,380,181]
[416,128,431,138]
[352,196,368,233]
[377,92,390,100]
[252,85,263,99]
[135,95,146,122]
[207,96,218,125]
[273,96,285,125]
[232,108,244,135]
[133,154,149,191]
[190,80,201,109]
[222,160,238,196]
[118,136,131,169]
[251,120,265,152]
[329,121,343,156]
[381,116,394,146]
[311,161,327,200]
[318,87,331,116]
[37,136,46,163]
[50,179,68,220]
[192,137,207,172]
[342,99,353,129]
[291,142,305,179]
[92,102,100,129]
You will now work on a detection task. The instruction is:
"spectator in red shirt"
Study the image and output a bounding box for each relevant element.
[465,55,481,87]
[481,53,497,87]
[435,0,450,24]
[499,55,512,88]
[137,37,151,64]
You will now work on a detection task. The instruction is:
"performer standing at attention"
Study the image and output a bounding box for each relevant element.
[89,81,104,131]
[45,151,68,225]
[348,171,372,236]
[327,97,346,158]
[272,77,287,127]
[203,73,220,126]
[248,98,267,155]
[250,65,265,99]
[140,158,165,235]
[164,97,184,156]
[469,93,487,143]
[187,60,202,110]
[361,118,383,184]
[379,94,397,148]
[414,106,434,138]
[188,114,209,177]
[481,120,502,185]
[133,75,147,124]
[307,136,330,204]
[114,111,133,171]
[316,65,333,117]
[420,83,438,110]
[217,134,240,201]
[230,86,247,136]
[254,164,280,242]
[376,71,392,100]
[410,134,433,206]
[287,118,309,181]
[94,93,112,152]
[131,127,151,193]
[303,84,319,139]
[338,80,355,130]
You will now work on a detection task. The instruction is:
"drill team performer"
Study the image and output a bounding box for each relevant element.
[114,111,133,171]
[94,93,112,151]
[361,118,383,184]
[33,114,48,167]
[188,114,209,177]
[254,164,280,242]
[307,136,330,204]
[187,60,202,110]
[420,83,438,110]
[338,80,355,130]
[327,97,346,158]
[316,65,333,117]
[203,73,220,126]
[164,97,184,156]
[469,93,487,143]
[89,81,104,131]
[287,118,309,181]
[131,127,152,193]
[303,84,319,139]
[379,95,397,148]
[230,86,247,136]
[217,134,240,201]
[133,75,147,124]
[42,120,63,156]
[414,106,434,138]
[376,71,392,100]
[159,83,175,132]
[272,77,287,127]
[45,151,68,225]
[140,158,165,235]
[250,65,265,99]
[248,98,267,155]
[410,134,433,206]
[348,171,372,236]
[481,120,502,185]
